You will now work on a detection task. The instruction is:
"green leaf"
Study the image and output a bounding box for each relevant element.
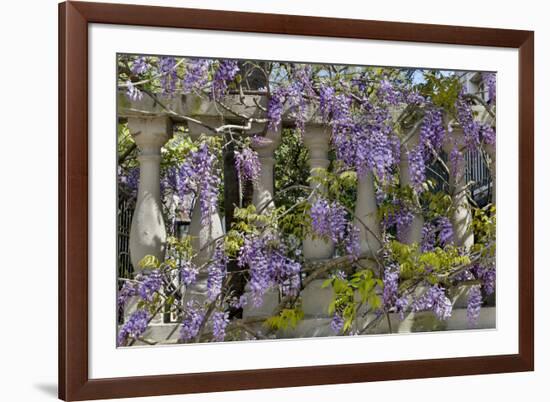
[322,278,333,289]
[368,294,382,310]
[138,255,159,269]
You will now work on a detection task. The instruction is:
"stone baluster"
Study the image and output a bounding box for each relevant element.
[399,131,424,244]
[251,128,282,213]
[444,131,474,250]
[354,171,381,256]
[302,124,334,260]
[240,129,283,319]
[184,121,225,305]
[128,116,173,269]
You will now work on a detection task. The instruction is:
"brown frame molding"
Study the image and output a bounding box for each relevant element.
[59,1,534,400]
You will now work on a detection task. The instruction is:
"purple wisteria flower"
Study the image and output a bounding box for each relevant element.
[206,245,227,301]
[466,285,483,326]
[211,59,239,99]
[381,199,414,243]
[456,91,480,151]
[237,234,301,306]
[318,83,335,121]
[481,72,496,104]
[437,217,454,247]
[412,285,452,320]
[131,56,149,75]
[125,80,143,101]
[420,108,446,156]
[158,56,178,95]
[404,89,425,105]
[472,263,496,295]
[267,70,312,133]
[162,166,180,194]
[238,236,271,305]
[408,145,426,193]
[284,65,315,132]
[366,125,398,181]
[412,106,445,186]
[330,95,355,166]
[456,88,496,149]
[382,266,399,309]
[328,90,400,183]
[480,124,496,146]
[286,82,308,133]
[180,260,199,286]
[379,256,407,319]
[377,79,401,105]
[310,197,359,259]
[332,270,347,281]
[117,281,137,310]
[135,270,163,302]
[309,198,332,239]
[212,311,230,342]
[449,145,463,178]
[453,268,474,283]
[119,167,139,197]
[182,58,209,93]
[179,302,205,342]
[395,296,409,320]
[234,146,261,184]
[421,222,436,252]
[267,86,287,130]
[293,64,315,97]
[330,313,344,334]
[117,309,150,346]
[178,142,221,226]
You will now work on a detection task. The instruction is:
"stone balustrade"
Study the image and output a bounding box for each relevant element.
[118,92,495,336]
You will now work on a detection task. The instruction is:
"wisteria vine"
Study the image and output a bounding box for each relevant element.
[116,55,497,345]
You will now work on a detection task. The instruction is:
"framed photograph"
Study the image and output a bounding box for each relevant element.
[59,1,534,400]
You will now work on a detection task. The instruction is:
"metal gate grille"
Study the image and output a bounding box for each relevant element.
[117,194,134,280]
[465,149,493,207]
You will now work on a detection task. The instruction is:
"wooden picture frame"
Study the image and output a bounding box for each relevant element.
[59,1,534,400]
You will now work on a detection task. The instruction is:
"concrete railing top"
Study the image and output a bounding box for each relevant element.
[118,91,326,128]
[118,91,494,138]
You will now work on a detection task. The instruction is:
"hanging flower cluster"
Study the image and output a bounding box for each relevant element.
[237,233,301,307]
[211,60,239,99]
[182,58,210,93]
[234,145,261,185]
[178,142,221,226]
[309,197,361,259]
[411,285,453,320]
[117,309,150,346]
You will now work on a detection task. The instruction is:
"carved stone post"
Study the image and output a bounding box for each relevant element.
[444,131,474,250]
[399,132,424,244]
[251,128,282,214]
[184,121,225,305]
[128,116,172,269]
[354,171,381,256]
[302,124,334,260]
